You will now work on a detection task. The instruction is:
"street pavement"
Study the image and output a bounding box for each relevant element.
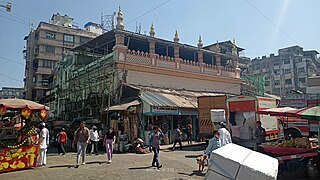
[0,144,318,180]
[1,145,206,180]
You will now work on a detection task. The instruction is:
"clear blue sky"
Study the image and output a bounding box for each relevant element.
[0,0,319,88]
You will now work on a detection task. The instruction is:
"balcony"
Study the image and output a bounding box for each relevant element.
[36,67,52,75]
[36,51,61,61]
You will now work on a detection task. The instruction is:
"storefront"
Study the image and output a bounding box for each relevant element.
[140,91,198,145]
[106,100,141,146]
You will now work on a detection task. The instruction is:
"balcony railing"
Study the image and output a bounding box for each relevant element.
[125,49,238,78]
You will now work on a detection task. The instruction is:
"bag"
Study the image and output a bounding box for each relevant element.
[46,129,50,147]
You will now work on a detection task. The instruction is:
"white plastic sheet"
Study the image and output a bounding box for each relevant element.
[205,143,278,180]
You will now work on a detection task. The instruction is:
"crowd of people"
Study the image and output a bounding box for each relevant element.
[35,119,266,169]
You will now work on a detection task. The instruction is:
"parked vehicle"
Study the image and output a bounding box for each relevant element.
[227,96,281,148]
[197,95,227,141]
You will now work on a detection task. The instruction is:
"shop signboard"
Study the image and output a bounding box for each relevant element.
[279,99,307,108]
[0,145,38,173]
[151,106,178,115]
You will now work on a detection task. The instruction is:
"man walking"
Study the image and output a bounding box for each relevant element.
[90,126,99,155]
[37,122,49,166]
[172,125,182,151]
[57,128,67,155]
[218,122,232,146]
[149,126,163,169]
[254,121,266,152]
[73,121,90,168]
[186,121,193,145]
[204,130,221,157]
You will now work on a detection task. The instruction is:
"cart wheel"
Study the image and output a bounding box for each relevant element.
[278,163,285,175]
[284,128,302,138]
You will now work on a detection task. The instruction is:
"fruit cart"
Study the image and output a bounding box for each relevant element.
[258,106,320,176]
[0,98,49,173]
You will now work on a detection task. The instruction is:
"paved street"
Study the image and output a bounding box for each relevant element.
[0,145,207,180]
[0,144,318,180]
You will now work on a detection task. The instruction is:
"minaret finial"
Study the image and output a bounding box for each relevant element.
[116,5,124,30]
[174,30,179,43]
[198,35,203,48]
[232,38,237,55]
[149,23,155,37]
[215,40,220,52]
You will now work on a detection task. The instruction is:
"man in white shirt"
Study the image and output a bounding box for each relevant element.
[218,122,232,146]
[231,119,246,144]
[89,126,99,155]
[37,122,49,166]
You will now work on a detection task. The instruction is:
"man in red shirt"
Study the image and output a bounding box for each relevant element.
[57,128,67,155]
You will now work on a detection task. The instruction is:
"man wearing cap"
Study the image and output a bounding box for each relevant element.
[38,122,49,166]
[89,126,99,155]
[218,122,232,146]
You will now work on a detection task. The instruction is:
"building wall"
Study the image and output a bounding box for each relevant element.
[24,16,99,101]
[126,70,241,95]
[248,46,319,97]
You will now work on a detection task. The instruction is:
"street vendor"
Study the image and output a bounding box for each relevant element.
[254,121,266,151]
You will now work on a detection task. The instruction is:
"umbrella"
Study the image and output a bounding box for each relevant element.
[0,98,49,111]
[294,106,320,121]
[257,107,298,116]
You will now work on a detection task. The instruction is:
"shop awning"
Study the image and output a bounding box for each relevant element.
[105,100,140,111]
[140,91,198,108]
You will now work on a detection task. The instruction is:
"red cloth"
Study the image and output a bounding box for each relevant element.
[59,132,67,143]
[260,145,313,155]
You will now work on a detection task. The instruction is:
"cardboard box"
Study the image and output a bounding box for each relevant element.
[205,143,278,180]
[211,109,226,122]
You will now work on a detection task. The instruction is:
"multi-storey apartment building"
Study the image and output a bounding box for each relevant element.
[249,46,319,97]
[0,87,24,99]
[23,13,101,101]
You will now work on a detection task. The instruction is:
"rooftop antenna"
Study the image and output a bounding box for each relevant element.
[138,23,141,34]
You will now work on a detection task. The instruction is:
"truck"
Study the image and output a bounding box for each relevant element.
[227,96,281,148]
[279,99,319,137]
[197,95,227,140]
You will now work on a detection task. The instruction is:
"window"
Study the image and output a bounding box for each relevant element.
[80,36,91,44]
[299,77,306,83]
[265,81,270,86]
[274,70,280,75]
[284,59,290,64]
[274,80,280,86]
[285,79,292,85]
[274,62,280,66]
[298,67,305,73]
[284,68,291,74]
[46,32,56,39]
[42,59,56,69]
[64,34,74,43]
[45,45,55,53]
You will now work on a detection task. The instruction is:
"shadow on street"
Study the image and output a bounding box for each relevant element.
[49,165,74,169]
[178,170,206,177]
[128,166,153,170]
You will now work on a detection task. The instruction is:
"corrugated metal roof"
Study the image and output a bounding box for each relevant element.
[105,100,140,111]
[140,92,177,107]
[140,92,198,108]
